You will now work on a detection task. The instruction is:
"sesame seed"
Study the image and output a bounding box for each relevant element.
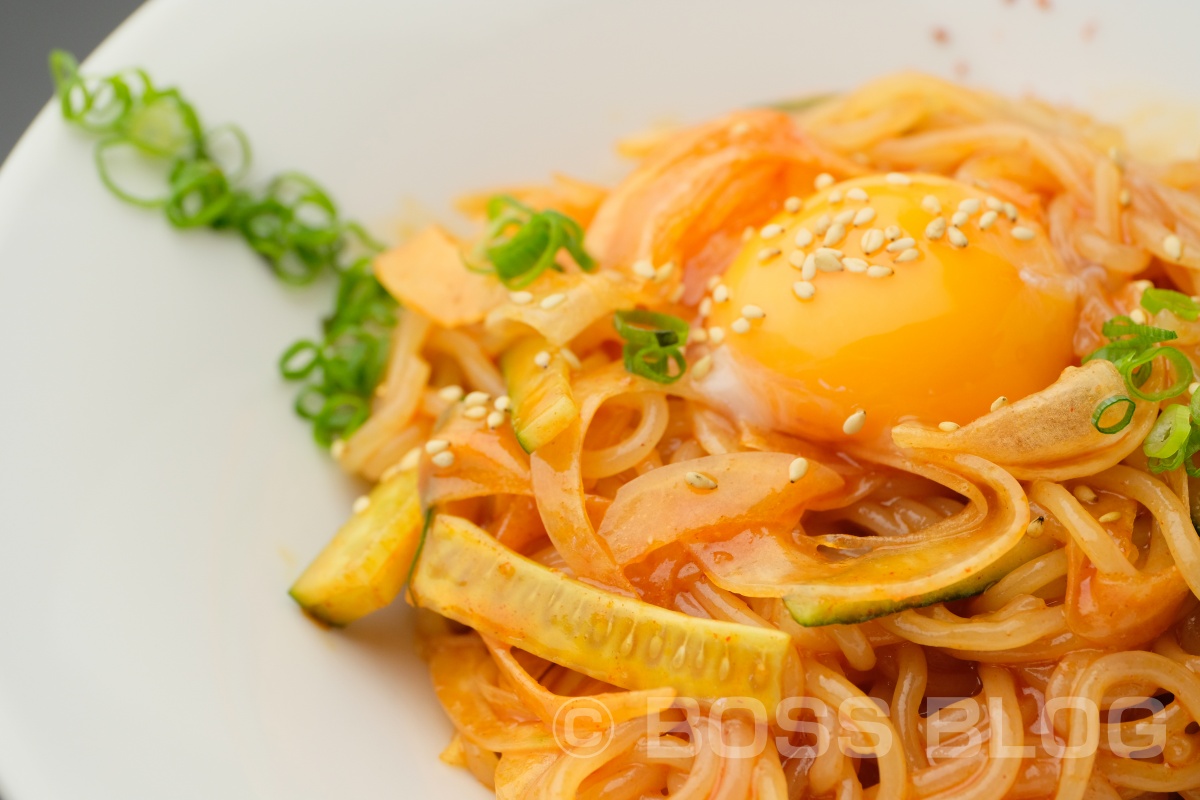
[1098,511,1121,524]
[990,396,1008,412]
[438,385,465,402]
[510,290,533,305]
[494,395,512,412]
[794,228,814,248]
[843,257,868,273]
[331,438,346,459]
[793,280,816,300]
[431,451,456,468]
[761,223,784,239]
[884,225,902,241]
[464,391,490,407]
[787,250,806,270]
[685,471,718,490]
[632,259,657,279]
[757,247,781,263]
[668,284,686,302]
[985,197,1004,211]
[814,173,835,190]
[713,284,730,303]
[353,495,371,514]
[801,253,817,280]
[487,410,505,429]
[812,214,832,236]
[1164,234,1184,261]
[925,217,947,240]
[938,421,960,432]
[1073,485,1098,504]
[784,196,802,213]
[425,439,450,454]
[464,405,488,420]
[1026,516,1045,537]
[691,327,708,343]
[886,237,916,253]
[1119,189,1131,207]
[823,223,847,247]
[834,209,856,226]
[699,297,713,317]
[948,227,969,248]
[843,410,867,435]
[861,228,885,255]
[534,350,552,369]
[1129,308,1147,325]
[846,187,869,202]
[656,262,674,281]
[958,198,981,214]
[731,121,750,137]
[691,353,713,379]
[921,195,942,215]
[815,249,844,272]
[1011,226,1035,242]
[560,348,582,370]
[789,457,810,483]
[894,248,920,263]
[951,211,969,227]
[866,265,894,278]
[1003,202,1018,221]
[741,304,766,319]
[731,317,752,334]
[978,210,999,230]
[853,207,877,226]
[708,326,726,344]
[886,172,911,186]
[398,446,422,472]
[828,190,844,204]
[540,293,567,310]
[1108,145,1123,167]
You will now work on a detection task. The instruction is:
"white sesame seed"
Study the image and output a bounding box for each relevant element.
[487,410,505,429]
[1003,202,1018,221]
[761,223,784,239]
[812,214,832,236]
[730,121,750,136]
[951,211,969,227]
[853,207,877,227]
[833,209,856,226]
[801,253,817,280]
[938,421,960,432]
[691,353,713,379]
[990,396,1008,412]
[958,198,981,215]
[886,237,916,253]
[788,457,810,483]
[787,250,806,269]
[823,222,847,247]
[815,249,844,272]
[985,197,1004,211]
[353,495,371,514]
[438,385,465,402]
[560,348,582,370]
[846,187,869,202]
[668,283,686,302]
[1119,189,1131,207]
[691,327,708,343]
[793,280,816,300]
[1098,511,1121,524]
[866,265,894,278]
[1108,145,1123,167]
[534,350,552,369]
[398,446,422,472]
[815,173,835,190]
[540,293,567,310]
[699,297,713,317]
[1026,517,1045,537]
[742,226,755,243]
[331,438,346,459]
[861,228,885,255]
[1011,226,1035,242]
[712,284,730,303]
[708,326,726,344]
[431,451,456,469]
[948,227,969,248]
[884,225,902,241]
[828,189,844,204]
[978,210,999,230]
[757,247,782,263]
[843,257,868,273]
[784,196,802,213]
[894,248,920,263]
[1129,308,1147,325]
[494,395,512,412]
[925,217,947,240]
[463,391,489,407]
[794,228,814,248]
[843,410,866,435]
[425,439,450,455]
[685,471,718,490]
[464,405,488,420]
[1165,234,1184,261]
[741,304,766,319]
[632,259,657,279]
[1073,485,1097,504]
[509,290,533,305]
[731,317,752,334]
[921,195,942,215]
[886,172,911,186]
[656,262,674,281]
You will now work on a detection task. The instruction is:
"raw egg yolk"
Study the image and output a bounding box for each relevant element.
[704,173,1079,443]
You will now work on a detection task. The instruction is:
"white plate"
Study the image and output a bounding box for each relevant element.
[1,1,1197,797]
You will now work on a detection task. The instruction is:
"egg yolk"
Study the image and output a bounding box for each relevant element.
[705,173,1079,443]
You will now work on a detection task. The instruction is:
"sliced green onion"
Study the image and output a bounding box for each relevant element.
[1144,404,1192,459]
[1092,395,1136,434]
[1100,316,1178,345]
[1120,346,1194,402]
[1141,287,1200,321]
[614,309,689,349]
[469,195,595,288]
[622,343,687,384]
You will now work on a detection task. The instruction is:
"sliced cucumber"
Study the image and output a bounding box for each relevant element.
[289,467,423,626]
[500,336,578,453]
[410,514,791,708]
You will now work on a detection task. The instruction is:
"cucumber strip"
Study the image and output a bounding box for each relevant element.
[501,336,578,453]
[410,514,791,708]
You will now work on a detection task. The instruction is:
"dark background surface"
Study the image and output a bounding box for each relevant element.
[1,0,144,164]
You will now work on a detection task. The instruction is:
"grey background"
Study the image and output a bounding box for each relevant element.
[1,0,144,164]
